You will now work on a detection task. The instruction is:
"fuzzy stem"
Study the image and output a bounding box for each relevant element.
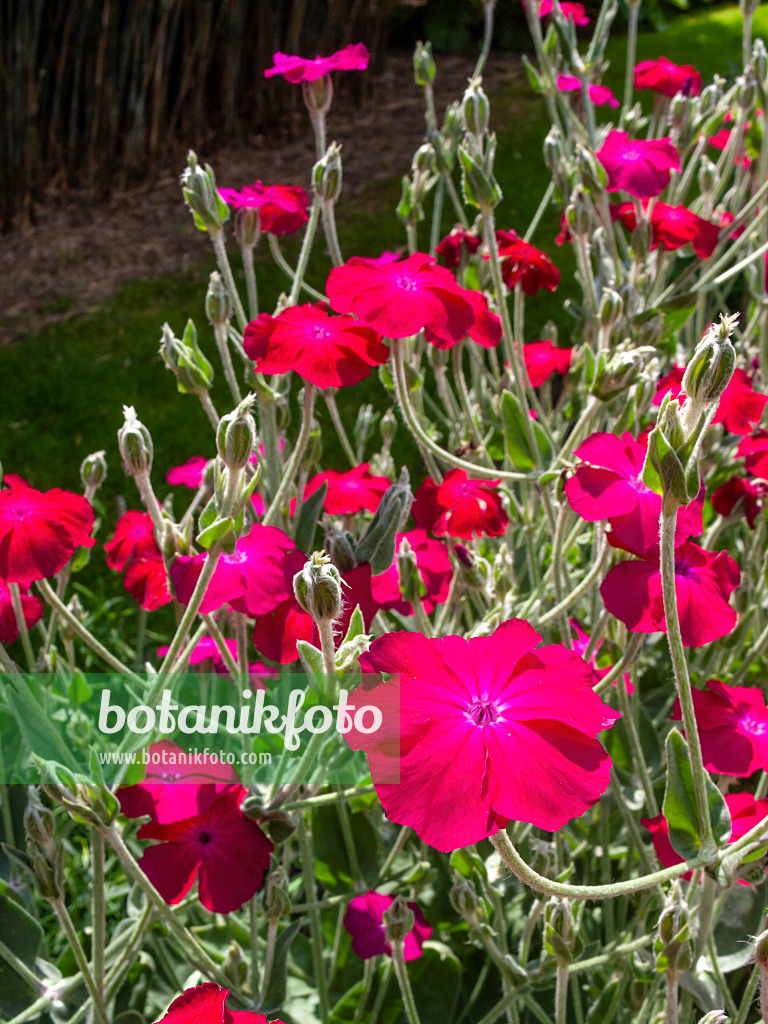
[210,230,247,333]
[52,898,109,1024]
[296,814,330,1024]
[9,583,35,670]
[214,320,242,405]
[392,940,422,1024]
[262,383,317,526]
[289,202,322,306]
[91,829,106,997]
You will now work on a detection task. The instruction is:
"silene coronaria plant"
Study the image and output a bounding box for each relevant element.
[4,2,768,1024]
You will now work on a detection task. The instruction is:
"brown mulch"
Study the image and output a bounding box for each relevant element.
[0,53,521,345]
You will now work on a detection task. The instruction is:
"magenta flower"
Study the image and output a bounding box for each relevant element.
[600,541,740,647]
[654,365,768,436]
[596,131,681,199]
[557,74,619,108]
[304,464,390,515]
[124,553,172,612]
[264,43,369,83]
[343,892,432,960]
[412,469,509,539]
[218,181,309,236]
[0,578,43,644]
[104,510,156,571]
[535,0,590,25]
[137,786,273,913]
[712,476,767,529]
[671,680,768,777]
[522,340,572,387]
[564,431,703,557]
[370,529,453,615]
[738,429,768,479]
[119,739,241,825]
[156,637,274,691]
[651,203,720,258]
[634,56,702,99]
[326,252,501,349]
[167,457,209,489]
[0,474,95,588]
[154,983,280,1024]
[244,304,389,389]
[344,621,619,851]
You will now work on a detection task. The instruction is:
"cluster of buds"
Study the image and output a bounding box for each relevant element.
[654,882,692,976]
[324,519,358,574]
[160,320,214,396]
[263,864,291,922]
[35,759,119,833]
[181,150,229,235]
[294,550,344,623]
[458,78,501,213]
[588,343,657,402]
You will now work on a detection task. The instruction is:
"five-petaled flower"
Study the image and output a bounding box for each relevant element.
[557,74,619,108]
[264,43,370,83]
[534,0,590,25]
[435,226,482,268]
[218,181,309,236]
[304,464,390,515]
[596,131,681,200]
[521,340,572,388]
[343,620,620,851]
[105,509,171,612]
[412,469,509,539]
[671,680,768,777]
[495,232,560,296]
[611,202,720,259]
[634,56,702,98]
[343,891,432,960]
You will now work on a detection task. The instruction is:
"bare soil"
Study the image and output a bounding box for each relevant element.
[0,53,521,345]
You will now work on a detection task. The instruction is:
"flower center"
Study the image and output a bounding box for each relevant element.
[396,274,418,291]
[468,698,499,727]
[740,712,767,737]
[198,830,213,845]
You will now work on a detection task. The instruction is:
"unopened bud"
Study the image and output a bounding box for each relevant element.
[670,92,690,129]
[450,874,480,919]
[353,404,377,449]
[413,40,436,87]
[544,898,580,967]
[455,544,492,592]
[313,142,343,203]
[694,1013,727,1024]
[160,321,214,396]
[753,39,768,84]
[380,409,398,448]
[205,271,233,325]
[413,143,436,176]
[599,288,623,328]
[80,450,107,500]
[223,941,247,989]
[591,345,656,402]
[181,150,229,234]
[576,144,607,194]
[264,865,291,921]
[118,406,153,477]
[567,189,591,236]
[324,521,358,575]
[738,69,757,109]
[294,551,344,621]
[397,538,426,606]
[383,895,415,945]
[355,468,413,574]
[462,77,490,139]
[698,157,717,195]
[458,144,501,211]
[59,594,85,643]
[681,315,737,420]
[217,394,257,471]
[655,882,692,974]
[25,789,63,901]
[699,79,722,115]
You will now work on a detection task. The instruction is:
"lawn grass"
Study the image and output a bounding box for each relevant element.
[2,3,764,501]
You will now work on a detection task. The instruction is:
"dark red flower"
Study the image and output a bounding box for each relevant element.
[244,303,389,389]
[218,181,309,236]
[370,529,453,615]
[154,983,279,1024]
[137,786,273,913]
[654,365,768,436]
[0,474,95,588]
[522,340,572,387]
[344,892,432,960]
[435,226,481,268]
[344,621,619,851]
[495,234,560,296]
[634,56,702,98]
[611,202,719,258]
[600,541,740,647]
[671,680,768,777]
[412,470,509,539]
[738,429,768,479]
[555,211,572,246]
[712,476,767,529]
[105,511,157,572]
[596,131,681,200]
[264,43,370,83]
[304,464,390,515]
[0,578,43,644]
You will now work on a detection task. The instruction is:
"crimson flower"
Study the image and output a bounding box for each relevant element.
[610,202,719,258]
[435,226,481,268]
[154,983,281,1024]
[712,476,767,529]
[0,578,43,644]
[0,474,95,588]
[304,464,390,515]
[738,429,768,479]
[671,680,768,777]
[522,340,572,387]
[643,792,768,879]
[557,74,619,108]
[596,131,681,199]
[264,43,369,83]
[137,786,273,913]
[344,621,619,851]
[370,529,453,615]
[344,892,432,960]
[600,541,740,647]
[412,470,508,539]
[564,431,703,557]
[124,554,172,611]
[654,365,768,436]
[218,181,309,236]
[105,511,156,572]
[326,252,501,349]
[634,56,702,98]
[536,0,590,25]
[495,233,560,295]
[167,457,209,489]
[119,740,241,824]
[244,303,389,389]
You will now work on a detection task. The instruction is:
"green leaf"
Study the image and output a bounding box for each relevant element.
[409,945,462,1024]
[297,640,325,681]
[661,305,695,345]
[2,676,81,773]
[69,671,92,705]
[0,889,44,1016]
[522,55,543,94]
[313,804,380,891]
[663,729,730,860]
[342,605,365,645]
[260,919,302,1013]
[501,390,552,470]
[196,516,234,549]
[295,480,328,554]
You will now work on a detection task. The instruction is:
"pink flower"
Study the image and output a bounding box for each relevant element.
[596,131,681,199]
[536,0,590,25]
[564,431,703,558]
[738,429,768,479]
[435,226,481,268]
[712,476,767,529]
[264,43,370,83]
[600,541,740,647]
[370,529,453,615]
[167,457,209,489]
[343,892,432,960]
[104,510,157,571]
[217,181,309,236]
[119,740,241,824]
[671,680,768,777]
[412,470,509,539]
[0,474,95,588]
[137,786,272,913]
[634,56,702,98]
[154,983,279,1024]
[557,74,619,108]
[522,340,572,387]
[304,464,390,515]
[654,365,768,436]
[344,621,619,851]
[0,578,43,643]
[244,303,390,389]
[495,233,560,295]
[326,252,501,349]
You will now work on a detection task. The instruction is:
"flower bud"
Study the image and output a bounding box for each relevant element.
[59,594,85,644]
[223,941,247,990]
[413,143,436,176]
[462,77,491,139]
[567,190,592,237]
[670,92,690,130]
[355,467,413,574]
[397,537,426,606]
[217,394,257,471]
[413,40,436,87]
[118,406,153,477]
[380,409,398,448]
[234,206,261,249]
[738,69,757,110]
[694,1013,727,1024]
[180,150,229,234]
[655,882,692,974]
[591,345,656,402]
[698,79,722,115]
[753,38,768,84]
[294,551,344,622]
[698,157,717,195]
[25,788,63,901]
[599,288,623,328]
[544,898,581,967]
[313,142,343,203]
[205,271,233,326]
[324,521,358,575]
[455,544,492,592]
[681,314,737,419]
[302,74,333,118]
[543,125,565,174]
[576,144,607,195]
[458,144,502,212]
[160,321,214,396]
[449,874,480,919]
[263,865,291,923]
[383,895,415,945]
[80,450,107,500]
[353,404,377,449]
